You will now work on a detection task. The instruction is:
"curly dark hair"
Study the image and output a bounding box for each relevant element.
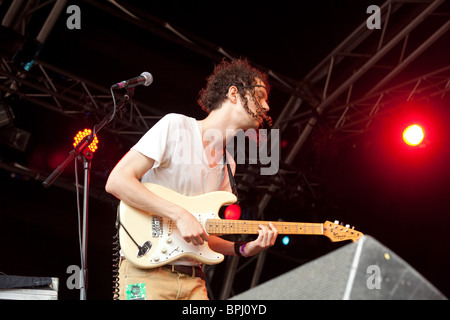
[198,59,271,122]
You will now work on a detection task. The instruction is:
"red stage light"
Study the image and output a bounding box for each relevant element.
[224,204,241,220]
[403,124,424,146]
[73,129,99,153]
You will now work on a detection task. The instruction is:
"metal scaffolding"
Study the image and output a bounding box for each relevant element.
[216,0,450,299]
[0,57,164,138]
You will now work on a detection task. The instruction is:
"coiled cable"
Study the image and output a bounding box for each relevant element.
[112,207,121,300]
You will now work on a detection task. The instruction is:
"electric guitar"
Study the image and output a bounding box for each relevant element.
[118,183,364,269]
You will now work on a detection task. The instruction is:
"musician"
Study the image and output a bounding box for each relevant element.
[105,59,278,300]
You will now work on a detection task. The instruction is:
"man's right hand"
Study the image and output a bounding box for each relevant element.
[174,209,209,246]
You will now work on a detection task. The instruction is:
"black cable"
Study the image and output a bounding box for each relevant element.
[112,207,121,300]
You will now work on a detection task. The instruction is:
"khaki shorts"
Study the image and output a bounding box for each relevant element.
[118,259,209,300]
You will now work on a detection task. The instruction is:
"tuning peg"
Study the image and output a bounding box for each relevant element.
[334,220,339,224]
[345,224,350,228]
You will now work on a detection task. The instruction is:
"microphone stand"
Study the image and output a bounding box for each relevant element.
[43,88,135,300]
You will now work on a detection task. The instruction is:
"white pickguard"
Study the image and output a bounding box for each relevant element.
[145,212,223,265]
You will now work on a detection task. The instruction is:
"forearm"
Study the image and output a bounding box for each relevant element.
[207,236,237,256]
[105,151,208,245]
[107,174,182,220]
[105,155,184,221]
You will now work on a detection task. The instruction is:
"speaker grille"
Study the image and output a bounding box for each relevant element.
[231,236,446,300]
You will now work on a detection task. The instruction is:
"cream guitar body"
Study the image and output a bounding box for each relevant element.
[119,183,236,268]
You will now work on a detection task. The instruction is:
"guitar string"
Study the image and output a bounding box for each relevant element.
[205,219,323,235]
[158,214,324,236]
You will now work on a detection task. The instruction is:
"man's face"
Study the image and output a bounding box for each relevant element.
[242,78,271,128]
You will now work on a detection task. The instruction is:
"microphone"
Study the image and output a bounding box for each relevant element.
[111,72,153,89]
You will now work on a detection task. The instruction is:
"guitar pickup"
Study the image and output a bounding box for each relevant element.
[152,216,163,237]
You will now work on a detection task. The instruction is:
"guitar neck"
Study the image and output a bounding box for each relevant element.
[205,219,323,236]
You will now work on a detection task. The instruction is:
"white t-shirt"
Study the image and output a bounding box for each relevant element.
[131,113,236,266]
[132,113,235,195]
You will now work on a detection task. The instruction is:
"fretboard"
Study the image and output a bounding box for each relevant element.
[205,219,323,235]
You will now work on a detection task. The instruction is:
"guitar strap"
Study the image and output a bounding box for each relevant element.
[224,150,239,200]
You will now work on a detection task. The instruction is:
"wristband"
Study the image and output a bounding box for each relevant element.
[234,241,247,257]
[239,242,249,257]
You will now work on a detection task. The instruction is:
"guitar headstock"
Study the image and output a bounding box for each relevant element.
[323,220,364,242]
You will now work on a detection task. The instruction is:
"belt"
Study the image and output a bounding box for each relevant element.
[162,264,206,281]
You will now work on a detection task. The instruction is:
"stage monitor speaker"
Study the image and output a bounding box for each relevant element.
[231,235,446,300]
